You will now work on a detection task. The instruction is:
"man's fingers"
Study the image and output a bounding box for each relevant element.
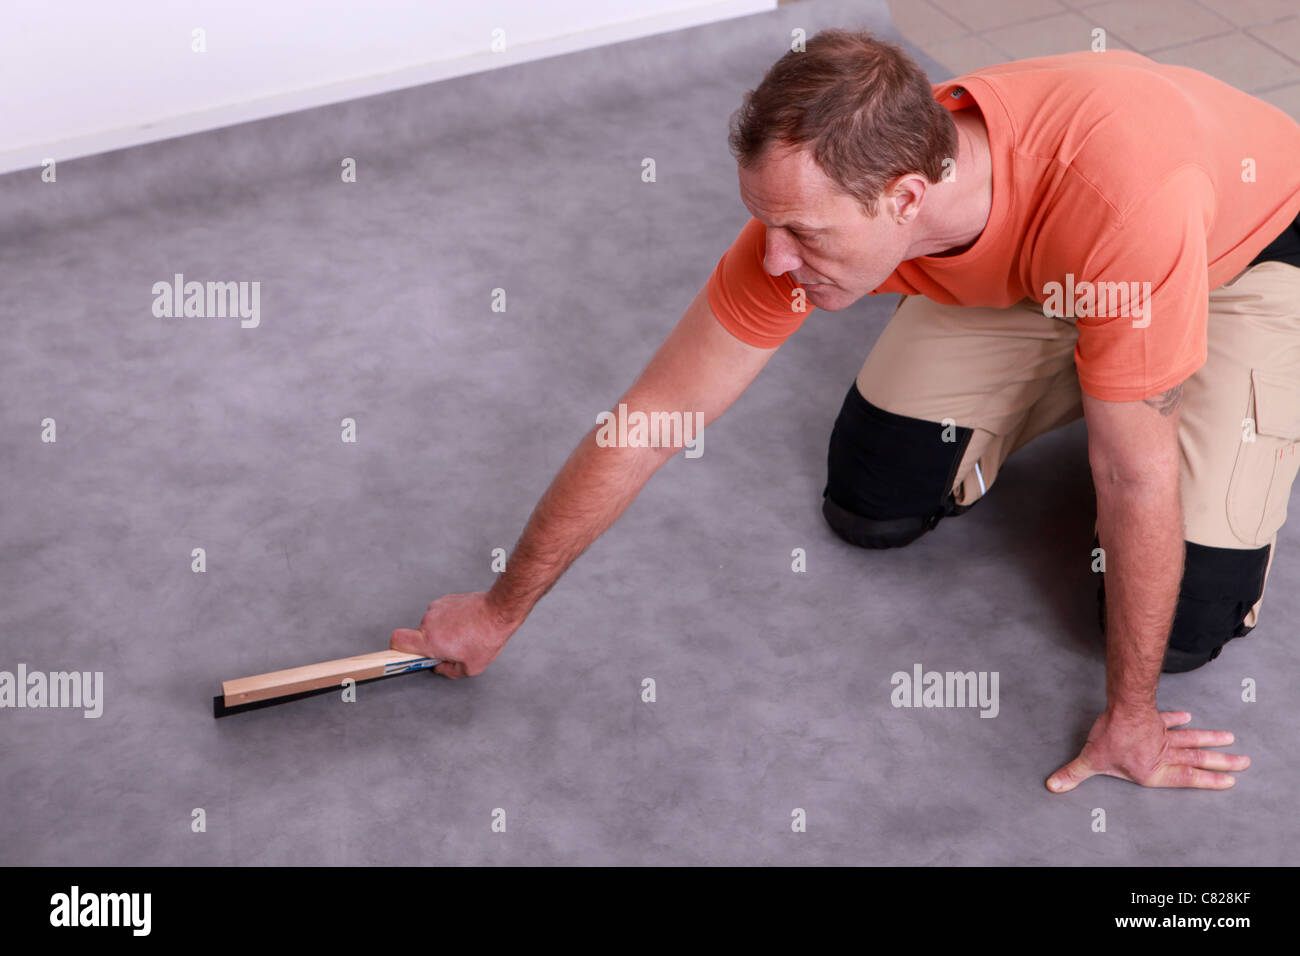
[1159,710,1192,728]
[1169,748,1251,772]
[393,627,468,679]
[1152,763,1238,789]
[1166,728,1235,749]
[1046,756,1096,793]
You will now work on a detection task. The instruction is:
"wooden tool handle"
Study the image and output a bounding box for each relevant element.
[221,649,441,706]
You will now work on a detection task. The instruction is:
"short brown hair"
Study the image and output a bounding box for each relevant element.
[728,29,957,216]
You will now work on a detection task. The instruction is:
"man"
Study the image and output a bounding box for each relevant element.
[393,30,1300,792]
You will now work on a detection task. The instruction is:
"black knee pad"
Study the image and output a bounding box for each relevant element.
[1095,536,1270,673]
[822,382,974,549]
[1166,542,1271,672]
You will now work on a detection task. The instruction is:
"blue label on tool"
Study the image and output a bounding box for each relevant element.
[384,657,440,676]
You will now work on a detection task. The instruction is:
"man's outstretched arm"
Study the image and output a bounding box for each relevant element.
[392,283,780,678]
[1047,383,1251,791]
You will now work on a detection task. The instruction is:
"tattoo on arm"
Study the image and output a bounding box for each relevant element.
[1143,384,1184,416]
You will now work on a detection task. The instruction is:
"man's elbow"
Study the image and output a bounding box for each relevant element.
[1088,439,1181,487]
[1090,466,1182,537]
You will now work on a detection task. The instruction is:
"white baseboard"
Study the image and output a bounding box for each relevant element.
[0,0,774,176]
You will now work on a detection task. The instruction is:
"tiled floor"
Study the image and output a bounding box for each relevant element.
[877,0,1300,119]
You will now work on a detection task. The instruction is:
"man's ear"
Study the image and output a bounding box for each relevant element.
[889,174,927,224]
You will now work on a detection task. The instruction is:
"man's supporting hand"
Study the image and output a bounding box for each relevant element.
[391,591,518,679]
[1063,388,1251,791]
[1046,707,1250,792]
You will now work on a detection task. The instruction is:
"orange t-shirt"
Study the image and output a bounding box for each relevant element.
[706,50,1300,401]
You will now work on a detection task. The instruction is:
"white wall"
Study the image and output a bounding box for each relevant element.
[0,0,774,174]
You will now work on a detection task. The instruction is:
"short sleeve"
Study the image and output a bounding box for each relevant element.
[706,217,814,349]
[1072,170,1212,402]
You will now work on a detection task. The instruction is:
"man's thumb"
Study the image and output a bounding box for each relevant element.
[1046,757,1093,793]
[390,627,425,653]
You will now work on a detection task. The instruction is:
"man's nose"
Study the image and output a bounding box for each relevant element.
[763,233,801,276]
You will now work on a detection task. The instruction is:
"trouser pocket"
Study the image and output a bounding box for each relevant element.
[1227,369,1300,547]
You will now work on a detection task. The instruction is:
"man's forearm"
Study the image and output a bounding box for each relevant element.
[485,422,673,628]
[1095,476,1184,711]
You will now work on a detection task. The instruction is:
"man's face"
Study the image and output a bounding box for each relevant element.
[737,143,909,311]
